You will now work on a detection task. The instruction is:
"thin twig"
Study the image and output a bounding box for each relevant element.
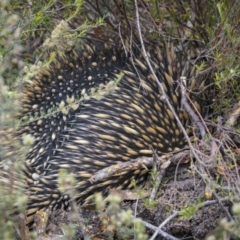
[135,217,180,240]
[149,211,179,240]
[180,76,206,139]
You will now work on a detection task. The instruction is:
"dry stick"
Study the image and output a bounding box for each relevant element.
[139,218,180,240]
[88,152,174,185]
[180,76,206,140]
[149,211,179,240]
[88,156,155,183]
[88,152,185,194]
[13,213,31,240]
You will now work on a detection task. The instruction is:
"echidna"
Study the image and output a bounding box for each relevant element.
[5,41,209,223]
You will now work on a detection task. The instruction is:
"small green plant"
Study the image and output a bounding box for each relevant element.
[179,202,201,220]
[95,193,148,240]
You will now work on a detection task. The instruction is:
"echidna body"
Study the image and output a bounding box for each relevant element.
[18,42,205,222]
